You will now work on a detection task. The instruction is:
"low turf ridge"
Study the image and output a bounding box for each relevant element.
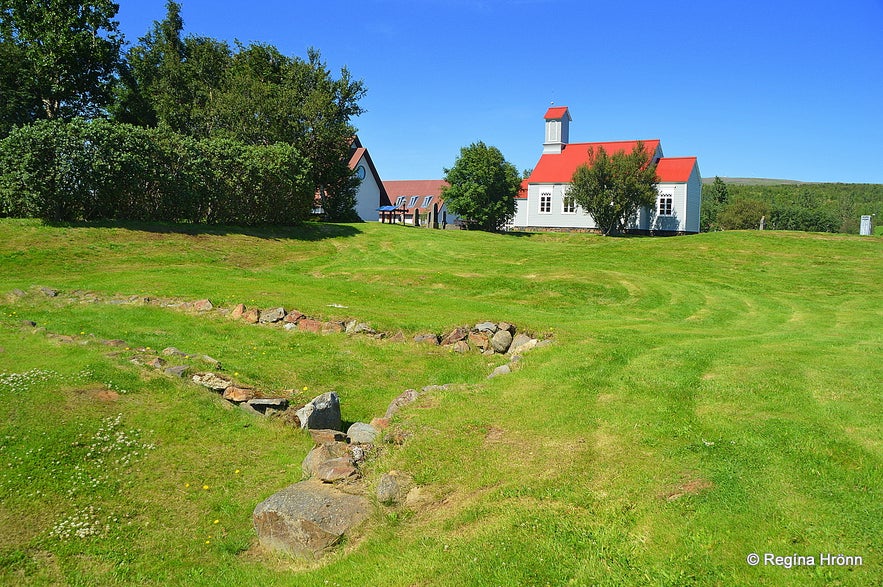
[0,218,880,586]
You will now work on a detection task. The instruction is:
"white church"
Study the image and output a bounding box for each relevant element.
[512,106,701,234]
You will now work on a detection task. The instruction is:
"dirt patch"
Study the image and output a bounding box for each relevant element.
[484,426,505,443]
[73,384,119,402]
[662,476,713,502]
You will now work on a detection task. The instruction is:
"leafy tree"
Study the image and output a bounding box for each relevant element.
[700,176,730,231]
[0,0,122,130]
[442,141,519,231]
[114,2,366,221]
[568,142,659,235]
[717,198,770,230]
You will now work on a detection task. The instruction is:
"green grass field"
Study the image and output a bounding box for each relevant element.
[0,219,880,586]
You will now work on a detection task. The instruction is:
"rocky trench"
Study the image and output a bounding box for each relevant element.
[6,285,553,559]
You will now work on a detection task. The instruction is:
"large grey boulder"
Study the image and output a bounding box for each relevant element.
[253,480,370,559]
[490,329,513,353]
[296,392,342,430]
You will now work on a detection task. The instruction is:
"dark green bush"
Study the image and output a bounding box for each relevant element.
[0,119,313,225]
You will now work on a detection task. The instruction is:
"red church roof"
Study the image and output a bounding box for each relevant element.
[527,140,662,185]
[656,157,698,183]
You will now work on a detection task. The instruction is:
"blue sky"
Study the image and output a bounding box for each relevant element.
[116,1,883,183]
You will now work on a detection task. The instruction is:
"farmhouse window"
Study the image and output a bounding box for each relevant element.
[658,194,673,216]
[540,193,552,214]
[423,195,433,207]
[408,196,419,208]
[562,194,576,214]
[395,196,406,207]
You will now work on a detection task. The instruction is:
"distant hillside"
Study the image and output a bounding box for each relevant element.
[700,178,883,234]
[701,177,808,186]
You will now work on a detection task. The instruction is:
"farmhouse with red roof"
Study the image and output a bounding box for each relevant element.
[381,179,460,227]
[513,106,701,234]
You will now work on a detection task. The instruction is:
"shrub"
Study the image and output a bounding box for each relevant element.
[0,119,313,225]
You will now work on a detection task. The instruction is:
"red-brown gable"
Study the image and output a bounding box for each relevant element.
[527,140,662,184]
[382,180,450,213]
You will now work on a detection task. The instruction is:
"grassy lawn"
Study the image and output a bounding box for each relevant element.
[0,218,880,586]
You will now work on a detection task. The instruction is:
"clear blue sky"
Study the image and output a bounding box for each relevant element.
[116,0,883,184]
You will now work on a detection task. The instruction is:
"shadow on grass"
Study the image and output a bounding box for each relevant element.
[42,219,363,241]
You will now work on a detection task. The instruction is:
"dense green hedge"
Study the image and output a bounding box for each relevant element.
[0,119,314,225]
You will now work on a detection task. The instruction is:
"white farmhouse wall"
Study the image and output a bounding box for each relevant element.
[352,154,382,221]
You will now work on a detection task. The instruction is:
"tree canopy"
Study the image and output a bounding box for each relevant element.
[112,1,366,220]
[568,143,659,235]
[0,0,122,133]
[442,141,519,231]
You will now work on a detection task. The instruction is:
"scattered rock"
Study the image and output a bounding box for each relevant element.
[248,398,289,413]
[162,346,190,357]
[298,319,323,334]
[302,442,350,478]
[346,422,379,445]
[230,303,246,319]
[389,331,406,343]
[193,299,213,312]
[309,429,348,445]
[283,310,304,324]
[295,392,341,430]
[192,372,232,392]
[488,364,511,378]
[252,480,371,559]
[316,457,359,483]
[259,307,286,324]
[146,357,166,369]
[39,287,58,297]
[413,333,439,345]
[404,486,432,510]
[243,308,261,324]
[346,322,376,335]
[223,386,255,403]
[377,471,413,505]
[11,288,26,297]
[452,340,470,353]
[468,331,490,351]
[474,321,498,334]
[440,327,469,346]
[497,321,516,334]
[200,355,221,369]
[490,329,513,353]
[321,321,345,334]
[283,322,297,331]
[164,365,189,378]
[21,319,37,328]
[384,389,419,419]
